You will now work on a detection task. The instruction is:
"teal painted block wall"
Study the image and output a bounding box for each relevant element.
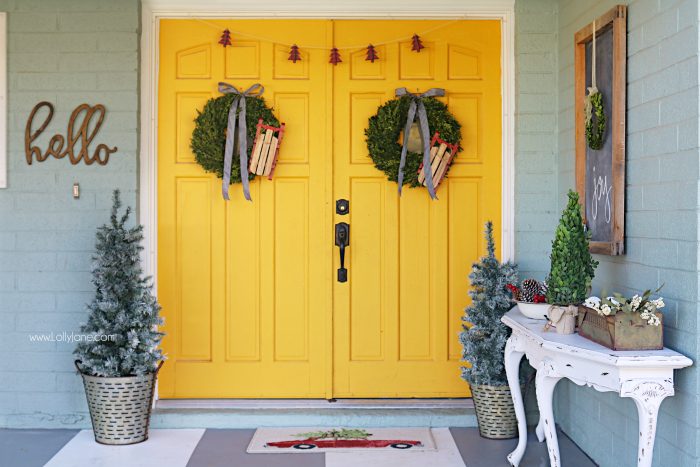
[513,0,559,426]
[0,0,140,428]
[554,1,700,466]
[514,0,560,280]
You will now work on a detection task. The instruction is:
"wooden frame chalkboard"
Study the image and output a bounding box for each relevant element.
[575,5,626,255]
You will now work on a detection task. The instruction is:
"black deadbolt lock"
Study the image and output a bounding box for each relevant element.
[336,199,349,215]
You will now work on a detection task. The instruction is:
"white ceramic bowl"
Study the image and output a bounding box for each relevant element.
[517,301,550,320]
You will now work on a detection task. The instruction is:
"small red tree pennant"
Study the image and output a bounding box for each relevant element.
[365,44,379,63]
[329,47,342,65]
[411,34,424,52]
[219,29,232,47]
[288,44,302,63]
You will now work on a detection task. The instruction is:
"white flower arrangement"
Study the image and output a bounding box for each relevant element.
[584,287,664,326]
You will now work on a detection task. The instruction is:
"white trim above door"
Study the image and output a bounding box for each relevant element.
[142,0,515,16]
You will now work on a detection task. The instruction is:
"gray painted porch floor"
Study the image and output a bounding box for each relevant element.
[0,427,596,466]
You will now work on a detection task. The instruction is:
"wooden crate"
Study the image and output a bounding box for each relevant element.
[577,306,663,351]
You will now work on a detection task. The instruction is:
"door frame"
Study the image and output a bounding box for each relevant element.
[139,0,516,401]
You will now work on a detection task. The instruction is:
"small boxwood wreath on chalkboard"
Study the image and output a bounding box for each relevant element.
[365,95,461,187]
[191,94,280,183]
[585,91,606,150]
[584,18,607,152]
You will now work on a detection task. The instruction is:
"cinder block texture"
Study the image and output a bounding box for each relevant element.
[554,0,700,466]
[0,0,139,428]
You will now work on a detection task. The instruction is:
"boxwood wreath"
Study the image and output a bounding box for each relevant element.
[584,18,607,151]
[365,95,461,187]
[585,90,606,150]
[191,93,280,183]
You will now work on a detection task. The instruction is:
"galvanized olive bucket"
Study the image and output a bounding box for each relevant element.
[76,361,163,445]
[471,383,518,439]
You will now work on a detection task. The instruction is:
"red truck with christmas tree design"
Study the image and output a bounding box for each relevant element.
[265,429,422,450]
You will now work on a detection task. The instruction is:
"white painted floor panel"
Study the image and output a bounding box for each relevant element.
[43,429,205,467]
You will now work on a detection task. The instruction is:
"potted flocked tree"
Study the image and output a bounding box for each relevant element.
[460,221,519,439]
[74,190,165,445]
[545,190,598,334]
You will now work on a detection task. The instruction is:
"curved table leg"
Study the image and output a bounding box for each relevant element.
[535,414,545,442]
[505,336,526,467]
[621,381,671,467]
[535,365,563,467]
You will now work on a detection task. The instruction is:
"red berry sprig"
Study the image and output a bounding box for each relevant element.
[533,294,547,304]
[506,284,520,301]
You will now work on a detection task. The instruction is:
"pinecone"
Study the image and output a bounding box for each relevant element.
[520,279,545,302]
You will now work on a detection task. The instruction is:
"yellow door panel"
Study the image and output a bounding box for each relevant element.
[158,19,330,398]
[158,19,501,398]
[332,20,501,397]
[175,177,213,361]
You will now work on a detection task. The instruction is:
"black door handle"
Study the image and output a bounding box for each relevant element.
[335,222,350,282]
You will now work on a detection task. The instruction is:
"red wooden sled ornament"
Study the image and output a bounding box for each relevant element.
[248,118,286,180]
[417,132,459,190]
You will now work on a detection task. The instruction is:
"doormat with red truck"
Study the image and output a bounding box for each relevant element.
[247,428,436,453]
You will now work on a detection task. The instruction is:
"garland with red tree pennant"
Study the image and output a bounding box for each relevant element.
[411,34,425,52]
[329,47,342,65]
[208,25,447,65]
[218,29,232,47]
[365,44,379,63]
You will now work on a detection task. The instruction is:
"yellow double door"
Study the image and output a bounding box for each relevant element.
[158,19,501,398]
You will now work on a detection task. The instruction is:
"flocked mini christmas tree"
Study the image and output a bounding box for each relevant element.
[74,190,164,377]
[460,221,518,386]
[545,190,598,306]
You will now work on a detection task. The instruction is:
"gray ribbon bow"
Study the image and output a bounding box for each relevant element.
[395,87,445,200]
[218,82,265,201]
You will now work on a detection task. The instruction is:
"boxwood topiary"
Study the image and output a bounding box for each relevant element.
[546,190,598,306]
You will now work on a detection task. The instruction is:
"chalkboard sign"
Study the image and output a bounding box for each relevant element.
[575,6,626,255]
[585,28,614,242]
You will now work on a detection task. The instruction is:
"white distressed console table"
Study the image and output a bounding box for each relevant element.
[502,307,692,467]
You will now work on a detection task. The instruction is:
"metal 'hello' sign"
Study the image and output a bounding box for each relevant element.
[25,101,118,166]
